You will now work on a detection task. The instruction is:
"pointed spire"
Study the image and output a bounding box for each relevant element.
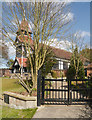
[24,9,26,18]
[16,10,32,34]
[23,9,26,21]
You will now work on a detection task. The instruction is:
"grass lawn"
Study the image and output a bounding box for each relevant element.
[1,77,26,93]
[1,105,37,118]
[0,77,38,119]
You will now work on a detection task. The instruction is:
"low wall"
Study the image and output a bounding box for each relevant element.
[10,73,31,79]
[3,92,37,109]
[87,69,92,76]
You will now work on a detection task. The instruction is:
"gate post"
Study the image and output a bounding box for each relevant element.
[68,79,70,105]
[68,79,71,105]
[37,70,41,106]
[69,80,72,105]
[42,77,45,104]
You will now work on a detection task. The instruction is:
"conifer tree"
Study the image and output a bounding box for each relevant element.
[67,46,85,79]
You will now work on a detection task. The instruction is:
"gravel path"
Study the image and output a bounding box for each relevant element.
[33,105,92,118]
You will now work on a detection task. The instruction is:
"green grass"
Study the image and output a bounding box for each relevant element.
[1,77,26,93]
[1,105,37,118]
[0,105,2,120]
[0,77,38,119]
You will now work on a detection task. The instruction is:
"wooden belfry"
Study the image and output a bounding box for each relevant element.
[12,16,33,74]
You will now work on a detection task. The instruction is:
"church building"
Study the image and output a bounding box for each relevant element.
[11,18,90,77]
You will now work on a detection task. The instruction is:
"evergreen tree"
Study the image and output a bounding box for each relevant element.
[78,60,85,79]
[66,46,85,79]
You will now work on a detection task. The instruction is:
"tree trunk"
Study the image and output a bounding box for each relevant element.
[32,67,38,89]
[33,74,37,89]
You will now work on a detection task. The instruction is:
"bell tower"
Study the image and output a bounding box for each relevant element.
[15,17,33,58]
[12,16,33,74]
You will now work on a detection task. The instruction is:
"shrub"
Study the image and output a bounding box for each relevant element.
[66,65,76,80]
[51,70,58,78]
[77,60,85,79]
[78,67,85,79]
[66,46,85,79]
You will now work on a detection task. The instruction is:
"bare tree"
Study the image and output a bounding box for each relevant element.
[0,39,9,68]
[65,33,88,78]
[2,1,72,94]
[0,40,9,60]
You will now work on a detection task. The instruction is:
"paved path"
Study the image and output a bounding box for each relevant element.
[33,105,91,118]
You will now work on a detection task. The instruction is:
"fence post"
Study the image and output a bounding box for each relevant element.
[37,70,41,106]
[42,76,45,104]
[88,76,91,106]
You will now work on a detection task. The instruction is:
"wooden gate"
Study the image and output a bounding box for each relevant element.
[38,78,91,105]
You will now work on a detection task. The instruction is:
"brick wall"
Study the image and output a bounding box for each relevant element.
[0,69,11,77]
[87,69,92,76]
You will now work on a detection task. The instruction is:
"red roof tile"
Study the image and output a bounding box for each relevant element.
[18,35,33,45]
[51,47,90,62]
[37,44,72,60]
[16,57,27,67]
[51,47,72,60]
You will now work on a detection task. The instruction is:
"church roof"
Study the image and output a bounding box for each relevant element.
[18,35,33,45]
[16,18,32,34]
[52,47,72,60]
[16,57,27,67]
